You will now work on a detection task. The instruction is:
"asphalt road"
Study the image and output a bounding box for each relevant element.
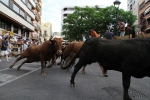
[0,57,150,100]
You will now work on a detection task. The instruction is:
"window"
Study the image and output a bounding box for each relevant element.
[13,4,19,13]
[20,9,25,18]
[5,22,11,31]
[13,25,18,34]
[27,16,31,22]
[140,2,145,10]
[22,0,26,3]
[26,31,29,38]
[0,19,11,30]
[1,21,5,29]
[0,20,1,28]
[44,31,47,36]
[28,3,32,10]
[1,0,9,6]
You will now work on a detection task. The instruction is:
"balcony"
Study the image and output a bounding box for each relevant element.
[32,21,40,31]
[43,34,49,37]
[32,10,41,21]
[36,3,41,12]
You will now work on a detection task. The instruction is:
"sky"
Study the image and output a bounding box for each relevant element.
[42,0,127,33]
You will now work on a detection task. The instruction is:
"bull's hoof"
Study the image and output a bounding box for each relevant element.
[61,67,66,70]
[47,65,52,68]
[81,71,85,74]
[57,63,61,65]
[9,65,13,69]
[104,74,108,77]
[123,97,132,100]
[41,73,46,76]
[17,67,21,70]
[70,83,75,87]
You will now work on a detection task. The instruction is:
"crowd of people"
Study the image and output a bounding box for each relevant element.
[0,34,38,62]
[86,13,147,41]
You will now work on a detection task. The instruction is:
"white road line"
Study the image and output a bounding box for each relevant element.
[0,67,40,87]
[0,73,17,82]
[0,68,9,71]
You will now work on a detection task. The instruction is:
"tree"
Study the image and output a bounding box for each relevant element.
[62,6,136,41]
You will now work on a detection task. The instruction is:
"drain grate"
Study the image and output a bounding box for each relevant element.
[103,86,148,100]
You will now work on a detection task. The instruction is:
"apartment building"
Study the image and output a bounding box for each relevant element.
[40,22,52,42]
[139,0,150,33]
[127,0,139,25]
[0,0,42,40]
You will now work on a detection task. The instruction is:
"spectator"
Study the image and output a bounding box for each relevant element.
[104,30,115,40]
[0,37,9,62]
[127,25,135,39]
[29,39,37,47]
[23,41,28,51]
[90,29,99,38]
[0,34,2,40]
[7,40,12,59]
[82,35,86,42]
[140,13,146,39]
[118,20,125,36]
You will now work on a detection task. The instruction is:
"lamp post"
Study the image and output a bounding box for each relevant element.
[113,0,121,36]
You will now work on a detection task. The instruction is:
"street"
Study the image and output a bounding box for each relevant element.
[0,57,150,100]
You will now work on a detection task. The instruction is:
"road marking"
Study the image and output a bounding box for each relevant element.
[0,68,9,72]
[0,67,40,87]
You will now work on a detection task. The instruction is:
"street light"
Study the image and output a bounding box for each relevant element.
[113,0,121,35]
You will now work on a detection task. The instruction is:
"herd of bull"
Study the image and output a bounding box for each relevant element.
[9,37,150,100]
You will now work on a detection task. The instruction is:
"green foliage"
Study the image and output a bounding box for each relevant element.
[62,6,136,41]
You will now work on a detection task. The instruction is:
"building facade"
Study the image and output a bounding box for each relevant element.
[127,0,139,25]
[139,0,150,33]
[0,0,42,39]
[40,22,52,42]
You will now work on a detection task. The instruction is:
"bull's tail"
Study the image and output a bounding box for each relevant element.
[11,52,21,57]
[62,42,86,70]
[61,53,77,70]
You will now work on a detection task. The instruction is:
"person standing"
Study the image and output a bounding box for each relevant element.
[118,20,125,36]
[82,35,86,42]
[23,41,28,51]
[0,37,9,62]
[29,39,37,47]
[90,29,99,38]
[127,25,135,39]
[104,30,115,40]
[140,13,146,39]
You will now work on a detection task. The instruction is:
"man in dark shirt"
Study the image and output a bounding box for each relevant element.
[127,25,135,39]
[104,30,115,40]
[0,37,9,62]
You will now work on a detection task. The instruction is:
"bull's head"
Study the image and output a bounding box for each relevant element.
[50,38,62,55]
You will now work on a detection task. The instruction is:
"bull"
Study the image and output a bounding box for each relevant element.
[61,41,108,76]
[65,37,150,100]
[9,38,62,76]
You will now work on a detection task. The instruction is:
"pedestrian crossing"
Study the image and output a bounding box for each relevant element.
[0,65,40,86]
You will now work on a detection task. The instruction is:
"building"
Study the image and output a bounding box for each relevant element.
[0,0,42,40]
[139,0,150,33]
[40,22,52,42]
[52,32,61,36]
[127,0,139,25]
[32,0,42,40]
[61,5,106,33]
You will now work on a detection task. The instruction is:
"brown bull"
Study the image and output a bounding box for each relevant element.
[9,39,62,76]
[60,41,107,76]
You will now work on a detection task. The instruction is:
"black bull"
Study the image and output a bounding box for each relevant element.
[66,37,150,100]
